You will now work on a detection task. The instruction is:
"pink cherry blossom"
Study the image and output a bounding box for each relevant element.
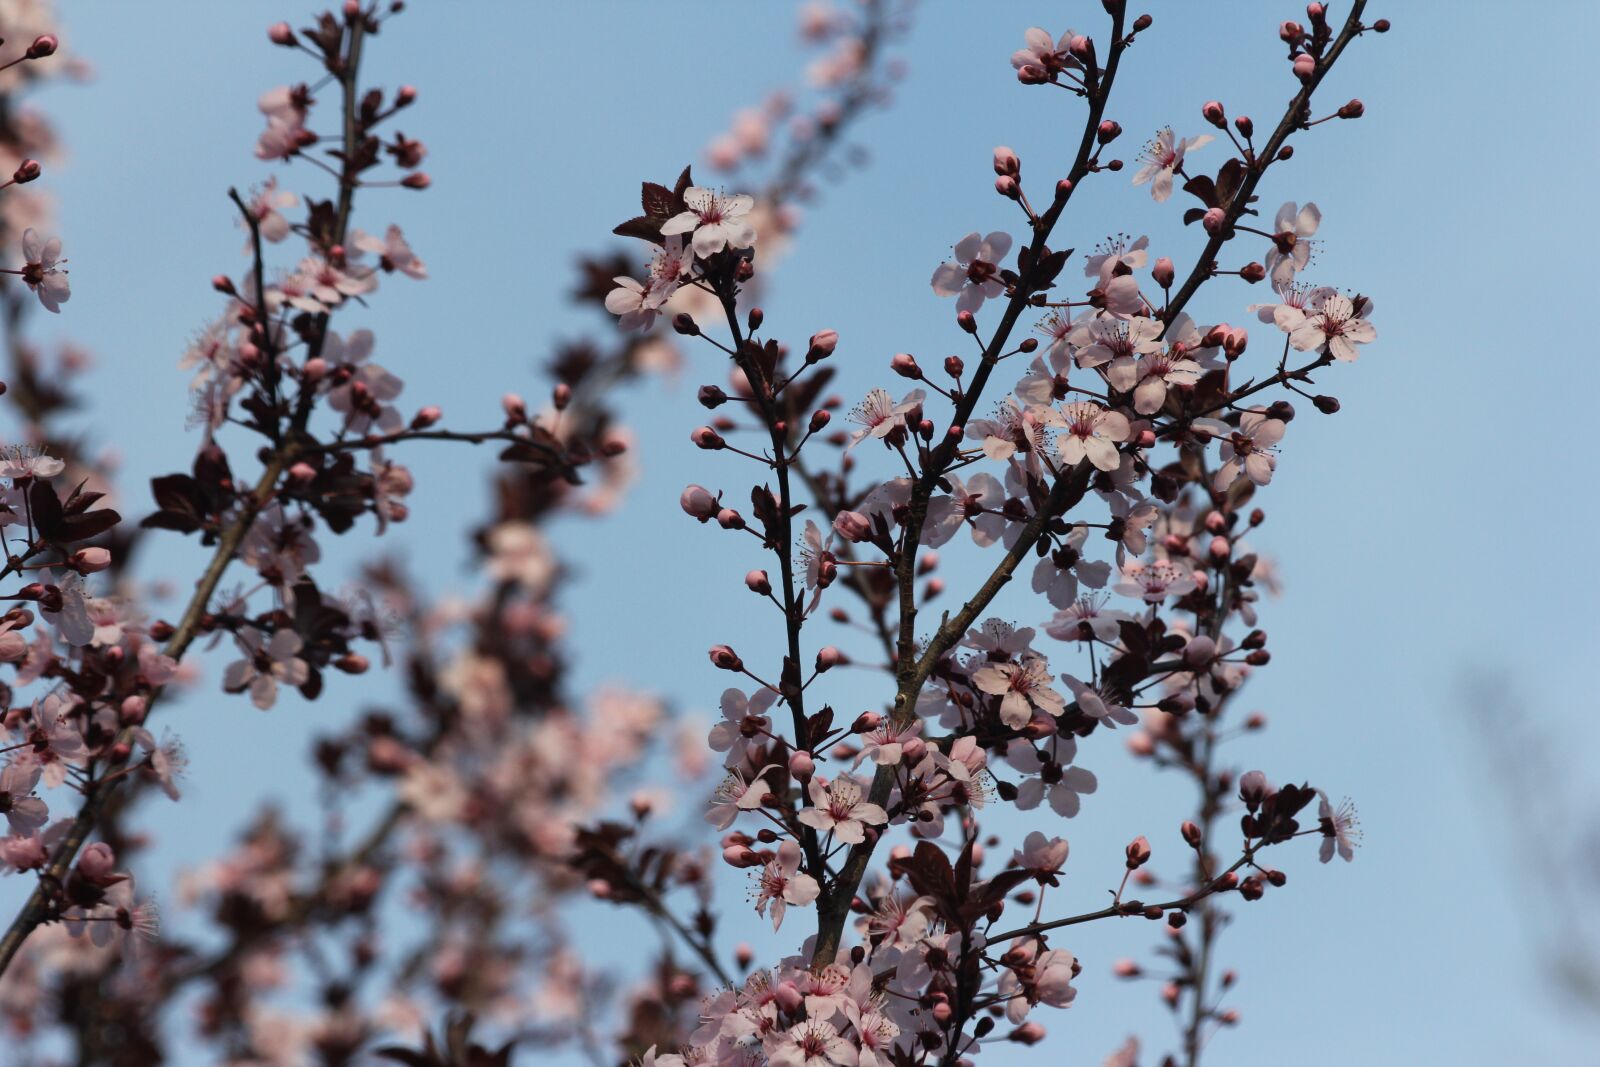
[931,230,1013,313]
[1131,127,1212,201]
[660,187,757,256]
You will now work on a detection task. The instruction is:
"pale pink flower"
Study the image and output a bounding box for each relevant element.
[931,230,1013,314]
[1213,409,1286,491]
[0,758,47,835]
[1132,127,1212,202]
[1062,673,1138,727]
[222,626,310,710]
[709,686,778,768]
[964,395,1061,462]
[853,719,921,768]
[660,187,757,256]
[353,224,427,279]
[1011,27,1081,78]
[1114,558,1198,604]
[706,767,775,830]
[752,840,820,930]
[605,235,692,331]
[1318,792,1361,863]
[1008,739,1098,817]
[1044,594,1132,643]
[768,1019,856,1067]
[1277,291,1376,362]
[1070,313,1163,369]
[972,653,1066,729]
[1011,830,1069,881]
[798,774,888,844]
[0,445,65,481]
[1265,201,1321,285]
[1085,233,1150,286]
[1056,401,1130,472]
[845,387,924,450]
[246,177,298,243]
[1107,343,1204,415]
[20,228,68,313]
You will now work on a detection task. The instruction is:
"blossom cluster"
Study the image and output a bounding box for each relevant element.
[599,2,1386,1063]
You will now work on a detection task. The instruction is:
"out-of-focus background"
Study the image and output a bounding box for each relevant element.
[3,1,1595,1063]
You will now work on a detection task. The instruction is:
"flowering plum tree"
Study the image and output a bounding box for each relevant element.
[0,2,1388,1066]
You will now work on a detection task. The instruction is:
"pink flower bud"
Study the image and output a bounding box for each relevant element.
[1234,115,1254,138]
[775,982,805,1013]
[680,485,719,522]
[1182,820,1203,848]
[745,570,771,596]
[412,405,442,429]
[1292,53,1316,81]
[502,393,527,422]
[815,646,846,672]
[301,357,328,383]
[788,750,815,780]
[716,508,745,530]
[993,145,1020,176]
[890,352,921,379]
[900,736,927,764]
[691,426,726,450]
[25,35,58,60]
[833,510,872,543]
[1125,835,1152,869]
[1201,207,1228,234]
[808,409,831,433]
[1096,119,1121,144]
[1152,256,1174,287]
[994,175,1020,199]
[1201,100,1226,127]
[120,695,148,725]
[288,461,318,486]
[708,644,743,671]
[78,842,117,884]
[0,632,26,662]
[396,85,418,106]
[1279,20,1304,43]
[1010,1022,1046,1044]
[1113,958,1142,978]
[268,22,295,45]
[807,329,839,362]
[1184,635,1217,666]
[956,310,978,334]
[400,171,431,189]
[69,547,111,574]
[12,159,40,184]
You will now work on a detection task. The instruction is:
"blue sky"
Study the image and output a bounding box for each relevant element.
[2,2,1595,1064]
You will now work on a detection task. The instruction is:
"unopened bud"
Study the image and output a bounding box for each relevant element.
[1201,100,1226,128]
[268,21,295,45]
[1096,119,1121,144]
[708,644,743,671]
[815,646,847,672]
[890,352,921,379]
[957,310,978,334]
[25,35,57,60]
[1152,256,1174,287]
[691,426,726,450]
[807,329,838,361]
[1125,835,1152,869]
[745,569,771,595]
[12,159,40,184]
[789,750,815,780]
[69,547,112,574]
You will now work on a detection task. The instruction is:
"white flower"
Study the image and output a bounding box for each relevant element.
[931,230,1013,314]
[21,228,68,313]
[1213,409,1286,491]
[1056,401,1130,472]
[1265,201,1321,286]
[798,774,888,844]
[660,187,757,256]
[1277,292,1376,362]
[1131,127,1212,202]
